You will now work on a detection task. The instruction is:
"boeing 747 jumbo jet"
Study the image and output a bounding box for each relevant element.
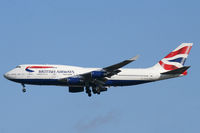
[4,43,193,97]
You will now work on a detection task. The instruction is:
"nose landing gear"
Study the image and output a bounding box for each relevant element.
[22,84,26,93]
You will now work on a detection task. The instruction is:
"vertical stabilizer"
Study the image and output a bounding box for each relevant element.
[152,43,193,75]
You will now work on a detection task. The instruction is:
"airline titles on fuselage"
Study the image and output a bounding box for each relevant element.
[38,70,75,74]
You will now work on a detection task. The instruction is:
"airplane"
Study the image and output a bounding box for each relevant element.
[4,43,193,97]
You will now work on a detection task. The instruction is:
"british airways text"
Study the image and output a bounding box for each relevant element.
[38,70,74,73]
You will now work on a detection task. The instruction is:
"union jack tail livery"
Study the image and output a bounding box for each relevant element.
[153,43,193,75]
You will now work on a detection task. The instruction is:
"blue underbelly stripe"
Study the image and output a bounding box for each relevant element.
[10,79,153,86]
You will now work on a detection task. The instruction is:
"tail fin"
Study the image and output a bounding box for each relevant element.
[153,43,193,75]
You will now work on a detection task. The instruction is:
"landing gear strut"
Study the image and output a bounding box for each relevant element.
[92,86,97,94]
[85,85,107,97]
[96,87,101,95]
[92,86,102,95]
[86,86,92,97]
[97,90,100,95]
[22,84,26,93]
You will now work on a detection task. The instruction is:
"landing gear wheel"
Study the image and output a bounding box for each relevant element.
[22,88,26,93]
[92,89,97,94]
[97,89,100,95]
[88,93,92,97]
[86,89,91,94]
[21,84,26,93]
[85,86,92,97]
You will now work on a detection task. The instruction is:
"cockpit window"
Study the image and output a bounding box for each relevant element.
[16,66,21,68]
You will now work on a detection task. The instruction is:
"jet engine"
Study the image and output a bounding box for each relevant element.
[91,71,106,78]
[67,77,83,85]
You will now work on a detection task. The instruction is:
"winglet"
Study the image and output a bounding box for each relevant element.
[129,55,139,61]
[103,55,139,71]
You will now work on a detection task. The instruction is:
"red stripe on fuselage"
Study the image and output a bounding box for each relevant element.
[26,66,54,69]
[164,46,192,58]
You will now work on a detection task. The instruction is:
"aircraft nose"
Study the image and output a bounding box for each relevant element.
[4,72,10,79]
[4,73,8,79]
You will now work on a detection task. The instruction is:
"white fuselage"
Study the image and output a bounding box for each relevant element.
[3,43,192,96]
[4,64,179,87]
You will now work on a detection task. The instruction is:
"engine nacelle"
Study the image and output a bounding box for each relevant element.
[69,87,84,93]
[67,77,83,85]
[91,71,106,78]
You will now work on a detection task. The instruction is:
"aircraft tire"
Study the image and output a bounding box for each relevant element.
[88,93,92,97]
[22,88,26,93]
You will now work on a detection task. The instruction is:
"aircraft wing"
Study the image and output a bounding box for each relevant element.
[80,55,139,79]
[103,55,139,72]
[59,55,139,83]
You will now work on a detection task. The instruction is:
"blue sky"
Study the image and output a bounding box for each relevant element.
[0,0,199,133]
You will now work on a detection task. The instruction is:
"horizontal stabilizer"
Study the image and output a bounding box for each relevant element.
[161,66,190,75]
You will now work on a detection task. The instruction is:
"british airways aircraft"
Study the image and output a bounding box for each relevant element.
[4,43,193,97]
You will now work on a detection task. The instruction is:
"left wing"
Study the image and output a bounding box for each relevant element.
[80,55,139,80]
[59,55,139,95]
[103,55,139,72]
[59,55,139,83]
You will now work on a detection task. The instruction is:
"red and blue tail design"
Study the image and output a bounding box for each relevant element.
[153,43,193,75]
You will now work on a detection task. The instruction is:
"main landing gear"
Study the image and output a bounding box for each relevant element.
[91,86,100,95]
[22,84,26,93]
[85,86,107,97]
[86,86,92,97]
